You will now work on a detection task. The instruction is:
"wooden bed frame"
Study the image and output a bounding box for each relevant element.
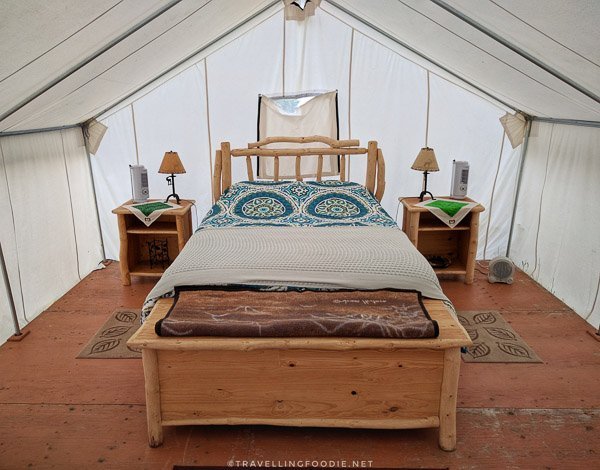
[127,137,471,451]
[211,135,386,202]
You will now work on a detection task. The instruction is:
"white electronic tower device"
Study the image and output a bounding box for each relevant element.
[130,164,149,203]
[450,160,469,199]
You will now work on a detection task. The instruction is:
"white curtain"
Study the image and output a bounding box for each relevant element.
[0,128,102,343]
[258,91,339,179]
[510,122,600,327]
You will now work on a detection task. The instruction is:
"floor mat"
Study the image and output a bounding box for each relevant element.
[458,310,542,363]
[77,309,141,359]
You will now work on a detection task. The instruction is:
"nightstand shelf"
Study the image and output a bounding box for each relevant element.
[126,222,179,235]
[112,200,194,285]
[417,223,470,232]
[130,261,167,278]
[401,197,484,284]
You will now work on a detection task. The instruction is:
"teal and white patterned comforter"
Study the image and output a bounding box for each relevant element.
[142,181,449,322]
[200,180,396,229]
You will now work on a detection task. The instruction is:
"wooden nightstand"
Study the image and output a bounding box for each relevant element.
[401,197,484,284]
[112,200,194,285]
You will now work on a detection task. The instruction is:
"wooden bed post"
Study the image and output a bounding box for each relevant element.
[366,141,377,194]
[295,156,302,181]
[438,347,461,451]
[212,150,222,202]
[375,148,386,202]
[142,349,163,447]
[245,156,254,181]
[221,142,232,194]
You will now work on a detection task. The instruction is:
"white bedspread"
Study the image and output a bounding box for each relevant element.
[142,226,448,321]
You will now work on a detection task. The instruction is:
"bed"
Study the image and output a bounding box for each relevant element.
[128,136,471,451]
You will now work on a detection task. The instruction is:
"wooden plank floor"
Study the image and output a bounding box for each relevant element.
[0,262,598,469]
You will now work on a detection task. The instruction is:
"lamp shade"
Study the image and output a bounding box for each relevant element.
[158,151,186,174]
[411,147,439,172]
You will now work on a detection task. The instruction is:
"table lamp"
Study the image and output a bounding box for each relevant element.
[411,147,439,201]
[158,151,186,203]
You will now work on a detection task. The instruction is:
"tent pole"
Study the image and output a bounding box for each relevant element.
[0,124,80,137]
[532,117,600,128]
[506,119,532,257]
[82,127,107,262]
[0,242,27,340]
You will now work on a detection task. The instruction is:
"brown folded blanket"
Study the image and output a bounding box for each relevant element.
[155,288,439,339]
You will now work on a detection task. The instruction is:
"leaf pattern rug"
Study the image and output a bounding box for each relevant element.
[458,311,542,363]
[77,309,141,359]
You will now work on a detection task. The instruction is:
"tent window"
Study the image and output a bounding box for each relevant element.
[256,90,339,179]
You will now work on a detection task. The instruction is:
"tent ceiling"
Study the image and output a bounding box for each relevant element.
[0,0,599,133]
[0,0,277,132]
[330,0,600,121]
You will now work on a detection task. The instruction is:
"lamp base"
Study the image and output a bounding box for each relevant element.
[418,190,435,202]
[164,173,181,204]
[165,193,181,204]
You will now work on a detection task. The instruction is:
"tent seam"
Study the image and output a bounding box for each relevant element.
[0,0,185,127]
[59,131,82,281]
[482,130,506,259]
[0,0,127,85]
[323,0,517,113]
[92,1,282,124]
[531,123,555,278]
[3,0,211,133]
[131,105,140,165]
[488,0,600,68]
[400,0,599,117]
[282,12,286,95]
[346,27,354,182]
[430,0,600,106]
[203,59,214,204]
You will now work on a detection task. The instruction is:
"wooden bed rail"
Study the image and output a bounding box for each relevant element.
[248,135,360,148]
[213,136,385,203]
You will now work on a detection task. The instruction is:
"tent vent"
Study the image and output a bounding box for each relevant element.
[83,119,108,155]
[500,112,527,149]
[284,0,321,21]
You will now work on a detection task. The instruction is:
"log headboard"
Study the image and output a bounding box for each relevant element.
[212,135,385,203]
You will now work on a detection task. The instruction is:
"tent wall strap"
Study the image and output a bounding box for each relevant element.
[430,0,600,105]
[0,124,80,137]
[532,117,600,128]
[325,0,516,112]
[506,119,532,257]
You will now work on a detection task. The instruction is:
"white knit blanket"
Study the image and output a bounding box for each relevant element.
[142,226,448,321]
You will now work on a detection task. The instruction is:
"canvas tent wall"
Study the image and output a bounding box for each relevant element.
[0,0,598,344]
[0,128,103,343]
